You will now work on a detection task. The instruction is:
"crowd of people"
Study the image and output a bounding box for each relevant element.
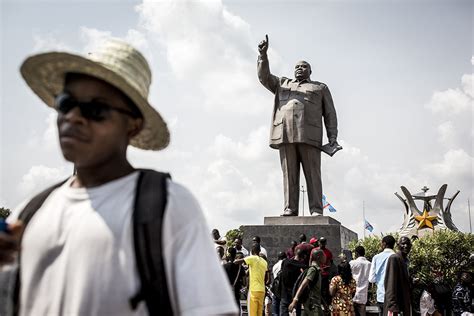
[213,230,474,316]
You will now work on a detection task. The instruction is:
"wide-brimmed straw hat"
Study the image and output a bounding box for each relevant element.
[20,38,169,151]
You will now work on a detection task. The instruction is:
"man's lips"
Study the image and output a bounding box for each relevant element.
[59,127,89,142]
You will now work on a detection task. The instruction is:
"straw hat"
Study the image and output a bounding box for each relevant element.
[20,38,169,151]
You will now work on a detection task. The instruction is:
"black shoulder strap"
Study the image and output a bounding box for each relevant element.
[130,169,173,315]
[18,180,68,224]
[13,179,67,316]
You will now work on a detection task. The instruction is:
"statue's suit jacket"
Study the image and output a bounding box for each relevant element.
[257,55,338,149]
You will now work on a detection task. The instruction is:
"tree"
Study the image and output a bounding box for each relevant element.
[349,231,474,306]
[225,228,243,248]
[0,207,10,219]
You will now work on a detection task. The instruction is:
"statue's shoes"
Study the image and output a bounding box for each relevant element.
[310,208,323,216]
[281,209,298,216]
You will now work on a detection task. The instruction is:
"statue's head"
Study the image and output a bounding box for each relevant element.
[294,60,311,81]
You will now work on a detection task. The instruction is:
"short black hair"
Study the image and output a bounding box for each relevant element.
[299,234,307,243]
[251,244,261,255]
[252,236,261,243]
[355,246,365,257]
[277,251,287,260]
[382,235,396,249]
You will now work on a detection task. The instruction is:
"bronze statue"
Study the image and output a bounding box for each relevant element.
[257,35,340,216]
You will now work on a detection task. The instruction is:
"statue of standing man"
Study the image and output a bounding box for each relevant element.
[257,35,340,216]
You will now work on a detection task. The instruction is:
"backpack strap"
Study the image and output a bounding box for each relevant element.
[130,169,173,315]
[12,179,68,316]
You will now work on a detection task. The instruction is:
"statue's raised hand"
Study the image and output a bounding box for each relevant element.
[258,34,269,55]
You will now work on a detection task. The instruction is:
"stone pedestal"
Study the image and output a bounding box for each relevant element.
[241,216,358,266]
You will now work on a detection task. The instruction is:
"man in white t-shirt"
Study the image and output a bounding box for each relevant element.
[233,237,249,257]
[0,39,238,316]
[349,246,372,316]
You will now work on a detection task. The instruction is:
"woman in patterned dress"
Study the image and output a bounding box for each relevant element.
[329,262,356,315]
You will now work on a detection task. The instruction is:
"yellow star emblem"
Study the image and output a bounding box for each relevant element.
[414,210,437,229]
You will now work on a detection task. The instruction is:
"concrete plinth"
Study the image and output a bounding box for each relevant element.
[241,216,358,266]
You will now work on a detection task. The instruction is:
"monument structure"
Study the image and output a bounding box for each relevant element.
[396,184,460,237]
[241,36,356,265]
[257,35,342,216]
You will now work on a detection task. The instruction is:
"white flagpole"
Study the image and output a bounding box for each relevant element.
[363,200,366,239]
[469,199,472,233]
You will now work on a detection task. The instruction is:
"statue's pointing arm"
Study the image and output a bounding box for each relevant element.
[322,84,338,145]
[257,35,279,94]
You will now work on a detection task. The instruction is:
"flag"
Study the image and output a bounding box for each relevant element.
[322,195,337,213]
[364,219,374,232]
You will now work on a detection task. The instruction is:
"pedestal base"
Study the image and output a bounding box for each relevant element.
[241,216,358,265]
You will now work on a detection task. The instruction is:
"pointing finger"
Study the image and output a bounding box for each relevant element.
[265,34,269,44]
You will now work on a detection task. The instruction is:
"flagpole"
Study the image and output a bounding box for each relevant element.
[469,199,472,233]
[363,200,366,239]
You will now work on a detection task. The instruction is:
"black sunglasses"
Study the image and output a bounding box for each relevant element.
[54,93,139,121]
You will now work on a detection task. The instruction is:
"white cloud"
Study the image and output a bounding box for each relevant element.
[136,0,270,115]
[32,33,70,52]
[426,88,471,115]
[437,121,455,145]
[423,149,473,182]
[80,27,112,54]
[18,165,70,198]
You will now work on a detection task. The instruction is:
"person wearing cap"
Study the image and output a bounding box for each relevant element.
[0,39,238,316]
[295,234,314,262]
[309,237,319,248]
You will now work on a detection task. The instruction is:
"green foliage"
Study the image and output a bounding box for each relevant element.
[409,230,474,288]
[0,207,11,219]
[225,228,243,248]
[349,230,474,305]
[348,235,383,262]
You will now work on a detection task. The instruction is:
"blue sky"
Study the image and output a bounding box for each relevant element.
[1,0,472,238]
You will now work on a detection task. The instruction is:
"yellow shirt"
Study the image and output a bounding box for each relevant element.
[244,255,268,292]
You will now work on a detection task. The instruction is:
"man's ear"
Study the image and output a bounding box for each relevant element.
[127,117,144,138]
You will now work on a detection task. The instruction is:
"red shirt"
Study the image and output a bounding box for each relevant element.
[312,246,333,276]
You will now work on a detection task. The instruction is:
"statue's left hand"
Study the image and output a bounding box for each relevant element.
[329,139,337,147]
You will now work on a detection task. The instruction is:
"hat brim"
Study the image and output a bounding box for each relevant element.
[20,52,170,151]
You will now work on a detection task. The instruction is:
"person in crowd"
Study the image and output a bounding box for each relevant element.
[280,248,308,315]
[252,235,268,257]
[384,236,413,316]
[235,244,269,316]
[234,236,249,257]
[287,240,298,259]
[213,228,228,250]
[420,283,441,316]
[329,262,356,315]
[368,235,396,310]
[309,237,319,248]
[452,271,473,315]
[289,249,325,316]
[217,246,227,264]
[295,233,314,261]
[0,39,238,315]
[272,251,288,316]
[314,236,333,307]
[224,247,245,307]
[349,246,372,316]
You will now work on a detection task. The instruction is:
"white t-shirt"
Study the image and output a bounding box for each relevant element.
[8,172,238,316]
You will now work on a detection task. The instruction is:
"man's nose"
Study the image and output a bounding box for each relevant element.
[62,106,87,124]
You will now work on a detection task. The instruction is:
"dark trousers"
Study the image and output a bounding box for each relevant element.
[377,302,384,315]
[272,294,280,316]
[354,303,366,316]
[279,143,322,214]
[279,288,301,316]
